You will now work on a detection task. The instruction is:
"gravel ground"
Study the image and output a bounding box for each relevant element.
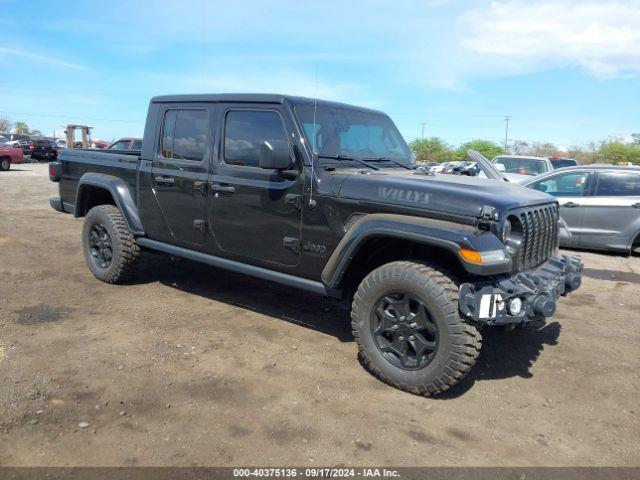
[1,163,639,467]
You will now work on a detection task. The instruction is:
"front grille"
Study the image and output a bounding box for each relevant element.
[514,203,559,271]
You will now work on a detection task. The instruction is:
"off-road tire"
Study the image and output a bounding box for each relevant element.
[82,205,140,283]
[0,157,10,171]
[351,260,482,396]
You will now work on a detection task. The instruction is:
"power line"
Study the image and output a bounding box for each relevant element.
[504,115,511,150]
[420,122,427,139]
[0,110,144,124]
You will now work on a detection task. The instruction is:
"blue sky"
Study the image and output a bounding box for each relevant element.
[1,0,639,149]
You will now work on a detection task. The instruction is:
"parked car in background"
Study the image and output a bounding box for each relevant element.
[549,157,579,169]
[30,140,59,162]
[451,161,480,176]
[9,140,34,157]
[0,135,8,145]
[429,161,458,174]
[523,165,640,254]
[108,137,142,150]
[0,145,25,170]
[492,155,552,177]
[0,133,31,143]
[91,139,111,149]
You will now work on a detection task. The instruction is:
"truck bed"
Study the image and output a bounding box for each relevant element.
[57,148,141,212]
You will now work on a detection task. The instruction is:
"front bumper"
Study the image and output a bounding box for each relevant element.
[458,255,583,325]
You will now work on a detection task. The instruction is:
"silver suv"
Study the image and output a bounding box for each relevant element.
[523,165,640,254]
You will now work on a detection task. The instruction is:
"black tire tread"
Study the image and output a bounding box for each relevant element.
[84,205,140,283]
[351,260,481,397]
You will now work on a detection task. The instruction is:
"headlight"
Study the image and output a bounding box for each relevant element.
[502,215,524,255]
[502,218,512,243]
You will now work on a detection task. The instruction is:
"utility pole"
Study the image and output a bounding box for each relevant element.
[504,115,511,151]
[420,122,427,139]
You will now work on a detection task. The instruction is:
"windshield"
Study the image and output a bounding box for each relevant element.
[492,157,548,176]
[294,104,413,164]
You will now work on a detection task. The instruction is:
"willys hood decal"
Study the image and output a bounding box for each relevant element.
[336,169,556,219]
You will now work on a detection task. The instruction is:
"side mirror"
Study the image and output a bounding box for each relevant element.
[259,140,292,170]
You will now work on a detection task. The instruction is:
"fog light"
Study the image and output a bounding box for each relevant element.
[508,297,523,316]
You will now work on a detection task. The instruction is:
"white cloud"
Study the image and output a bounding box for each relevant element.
[459,0,640,78]
[0,47,90,71]
[140,70,382,109]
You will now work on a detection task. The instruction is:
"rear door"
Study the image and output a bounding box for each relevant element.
[580,170,640,251]
[529,170,593,247]
[149,106,214,247]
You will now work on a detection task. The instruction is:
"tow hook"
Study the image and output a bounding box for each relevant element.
[565,272,581,291]
[531,295,556,318]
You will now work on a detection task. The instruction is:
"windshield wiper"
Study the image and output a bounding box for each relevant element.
[361,157,412,170]
[316,154,379,170]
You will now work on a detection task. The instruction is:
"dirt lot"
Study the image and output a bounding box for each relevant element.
[1,163,639,467]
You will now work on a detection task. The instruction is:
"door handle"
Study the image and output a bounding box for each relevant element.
[632,203,640,209]
[194,181,207,195]
[211,183,235,195]
[562,202,579,208]
[155,176,175,186]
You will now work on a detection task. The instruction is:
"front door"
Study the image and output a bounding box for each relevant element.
[530,170,593,247]
[209,105,302,267]
[150,106,213,247]
[580,170,640,250]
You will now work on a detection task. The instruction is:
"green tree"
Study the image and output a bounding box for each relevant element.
[631,133,640,146]
[566,145,593,165]
[454,139,505,161]
[14,121,29,134]
[598,141,640,165]
[509,140,530,155]
[0,116,12,133]
[408,137,453,163]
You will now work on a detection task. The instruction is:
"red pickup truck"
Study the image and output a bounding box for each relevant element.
[0,145,25,171]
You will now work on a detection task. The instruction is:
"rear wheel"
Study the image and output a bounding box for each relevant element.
[82,205,140,283]
[351,261,481,396]
[0,157,10,171]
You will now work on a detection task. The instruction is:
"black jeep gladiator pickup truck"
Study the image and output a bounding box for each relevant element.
[49,94,583,396]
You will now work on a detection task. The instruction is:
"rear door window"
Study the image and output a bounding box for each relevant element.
[595,171,640,196]
[159,109,208,161]
[531,172,590,197]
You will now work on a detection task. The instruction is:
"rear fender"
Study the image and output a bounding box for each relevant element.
[75,173,144,236]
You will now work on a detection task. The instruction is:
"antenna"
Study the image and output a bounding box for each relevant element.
[309,69,318,208]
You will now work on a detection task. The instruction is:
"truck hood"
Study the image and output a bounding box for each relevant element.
[335,168,556,219]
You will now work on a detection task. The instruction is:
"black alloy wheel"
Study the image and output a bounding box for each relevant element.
[371,292,438,370]
[89,224,113,269]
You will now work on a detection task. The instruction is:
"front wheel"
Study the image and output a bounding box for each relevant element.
[351,261,481,396]
[0,157,10,171]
